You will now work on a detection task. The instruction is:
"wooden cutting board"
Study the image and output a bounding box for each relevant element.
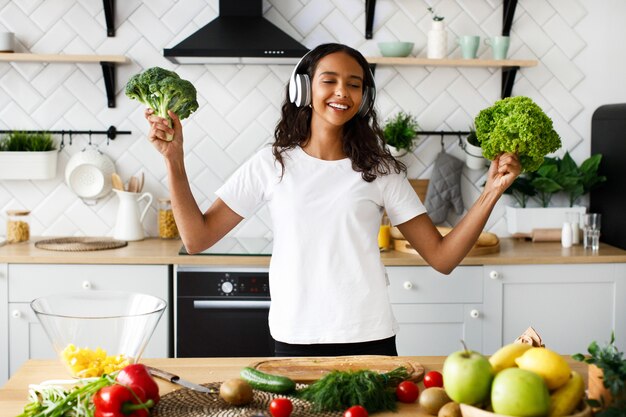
[394,239,500,257]
[248,355,425,383]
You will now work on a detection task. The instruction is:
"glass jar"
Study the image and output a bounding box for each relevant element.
[158,198,179,239]
[6,210,30,243]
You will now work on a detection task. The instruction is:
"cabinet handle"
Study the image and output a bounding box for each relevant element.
[82,280,92,289]
[11,310,21,319]
[470,309,480,319]
[403,281,413,290]
[489,270,499,280]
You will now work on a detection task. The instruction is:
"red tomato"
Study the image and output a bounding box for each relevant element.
[423,371,444,388]
[395,380,420,403]
[344,405,368,417]
[269,398,293,417]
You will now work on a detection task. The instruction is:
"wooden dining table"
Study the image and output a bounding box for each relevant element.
[0,356,588,417]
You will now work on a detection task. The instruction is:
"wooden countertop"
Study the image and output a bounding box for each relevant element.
[0,357,588,417]
[1,237,626,266]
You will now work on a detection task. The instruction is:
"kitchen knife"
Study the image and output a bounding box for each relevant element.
[146,366,217,395]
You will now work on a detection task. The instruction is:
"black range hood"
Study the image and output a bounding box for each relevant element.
[164,0,309,64]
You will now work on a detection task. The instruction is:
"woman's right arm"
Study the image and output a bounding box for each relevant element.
[145,109,243,254]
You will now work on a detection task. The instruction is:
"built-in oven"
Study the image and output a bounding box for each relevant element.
[175,238,274,357]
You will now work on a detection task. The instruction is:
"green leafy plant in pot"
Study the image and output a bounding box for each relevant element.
[573,332,626,417]
[383,112,419,156]
[0,131,55,151]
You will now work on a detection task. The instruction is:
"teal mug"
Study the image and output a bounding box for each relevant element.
[458,35,480,59]
[485,35,510,60]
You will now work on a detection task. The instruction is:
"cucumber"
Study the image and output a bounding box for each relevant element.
[240,367,296,394]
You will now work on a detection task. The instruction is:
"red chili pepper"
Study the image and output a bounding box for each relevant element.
[93,384,153,417]
[116,364,160,405]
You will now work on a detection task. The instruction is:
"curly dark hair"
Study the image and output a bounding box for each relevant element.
[273,43,406,182]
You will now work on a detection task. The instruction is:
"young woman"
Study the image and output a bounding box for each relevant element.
[145,43,521,356]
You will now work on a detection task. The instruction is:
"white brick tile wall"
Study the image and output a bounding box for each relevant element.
[0,0,598,238]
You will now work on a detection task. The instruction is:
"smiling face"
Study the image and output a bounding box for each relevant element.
[310,51,365,130]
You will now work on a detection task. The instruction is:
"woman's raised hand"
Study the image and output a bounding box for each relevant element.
[485,152,521,196]
[144,108,184,159]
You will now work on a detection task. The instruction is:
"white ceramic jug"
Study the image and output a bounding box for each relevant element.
[113,189,153,241]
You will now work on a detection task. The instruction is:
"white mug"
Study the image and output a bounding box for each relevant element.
[0,32,15,52]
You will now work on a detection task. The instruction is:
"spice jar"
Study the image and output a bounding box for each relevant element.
[158,198,179,239]
[6,210,30,243]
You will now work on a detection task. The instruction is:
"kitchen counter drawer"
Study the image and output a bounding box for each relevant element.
[8,264,169,302]
[387,266,482,303]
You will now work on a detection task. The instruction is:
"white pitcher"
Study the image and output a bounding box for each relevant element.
[113,189,153,241]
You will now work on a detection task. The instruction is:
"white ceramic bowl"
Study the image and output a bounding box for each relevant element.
[65,146,115,200]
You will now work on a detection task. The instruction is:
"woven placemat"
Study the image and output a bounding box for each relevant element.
[153,382,342,417]
[34,237,128,252]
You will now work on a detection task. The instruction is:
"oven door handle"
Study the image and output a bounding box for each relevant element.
[193,300,271,309]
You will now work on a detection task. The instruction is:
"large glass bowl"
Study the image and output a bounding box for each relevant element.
[31,291,166,378]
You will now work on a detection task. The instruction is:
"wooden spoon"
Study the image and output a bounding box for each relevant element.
[137,172,144,193]
[111,173,124,191]
[128,176,139,193]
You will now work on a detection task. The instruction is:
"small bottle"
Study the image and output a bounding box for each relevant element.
[561,222,572,248]
[378,214,391,251]
[6,210,30,243]
[158,198,179,239]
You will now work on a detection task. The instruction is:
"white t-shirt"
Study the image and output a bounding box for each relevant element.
[216,146,426,344]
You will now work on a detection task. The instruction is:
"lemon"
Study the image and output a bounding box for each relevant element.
[515,347,571,390]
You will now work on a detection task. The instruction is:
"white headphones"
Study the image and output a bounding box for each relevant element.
[288,49,376,117]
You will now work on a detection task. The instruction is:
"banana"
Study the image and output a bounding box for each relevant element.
[489,343,532,373]
[548,371,585,417]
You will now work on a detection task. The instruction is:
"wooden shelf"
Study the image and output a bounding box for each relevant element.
[365,57,537,67]
[0,53,129,108]
[0,53,128,63]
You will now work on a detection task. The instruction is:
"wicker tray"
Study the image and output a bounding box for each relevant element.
[34,237,127,251]
[153,382,341,417]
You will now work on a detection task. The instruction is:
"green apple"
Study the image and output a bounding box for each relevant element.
[491,368,550,417]
[442,348,493,405]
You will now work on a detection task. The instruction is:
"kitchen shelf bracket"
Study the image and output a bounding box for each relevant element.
[103,0,115,37]
[501,66,520,98]
[365,0,376,39]
[101,62,116,108]
[503,0,518,36]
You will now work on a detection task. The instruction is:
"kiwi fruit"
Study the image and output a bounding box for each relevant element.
[219,378,254,405]
[438,401,462,417]
[419,387,452,415]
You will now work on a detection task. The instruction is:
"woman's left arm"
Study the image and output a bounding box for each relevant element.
[397,152,521,274]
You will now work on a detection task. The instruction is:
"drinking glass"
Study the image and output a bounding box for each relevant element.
[583,213,601,250]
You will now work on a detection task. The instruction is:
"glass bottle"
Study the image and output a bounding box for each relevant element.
[158,198,179,239]
[378,214,391,251]
[6,210,30,243]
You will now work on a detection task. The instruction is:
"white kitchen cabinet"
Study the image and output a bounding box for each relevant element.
[482,264,626,355]
[386,266,484,356]
[3,264,171,384]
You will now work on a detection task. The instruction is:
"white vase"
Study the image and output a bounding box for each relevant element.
[0,150,58,180]
[427,20,447,59]
[387,145,408,157]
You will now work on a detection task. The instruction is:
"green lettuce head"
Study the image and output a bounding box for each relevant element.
[474,96,561,172]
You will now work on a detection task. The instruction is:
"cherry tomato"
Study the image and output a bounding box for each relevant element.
[269,398,293,417]
[344,405,368,417]
[423,371,444,388]
[395,380,420,403]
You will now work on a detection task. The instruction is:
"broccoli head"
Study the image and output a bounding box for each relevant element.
[474,96,561,172]
[125,66,198,123]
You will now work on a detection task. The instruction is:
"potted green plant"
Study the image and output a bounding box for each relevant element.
[504,152,606,235]
[572,332,626,417]
[382,112,419,157]
[464,128,486,170]
[0,131,58,180]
